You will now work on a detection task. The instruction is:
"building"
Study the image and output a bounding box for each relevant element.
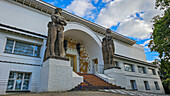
[0,0,165,94]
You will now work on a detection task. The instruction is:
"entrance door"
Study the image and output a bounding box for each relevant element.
[92,58,98,73]
[66,54,76,72]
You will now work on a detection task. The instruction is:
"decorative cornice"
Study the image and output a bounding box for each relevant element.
[0,23,47,38]
[114,54,158,68]
[8,0,136,45]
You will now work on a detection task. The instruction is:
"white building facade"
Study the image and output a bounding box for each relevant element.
[0,0,165,94]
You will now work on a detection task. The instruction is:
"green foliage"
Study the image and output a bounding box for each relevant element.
[149,8,170,60]
[148,0,170,80]
[160,59,170,79]
[162,78,170,93]
[155,0,170,10]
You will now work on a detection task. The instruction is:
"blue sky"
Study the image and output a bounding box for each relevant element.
[42,0,162,62]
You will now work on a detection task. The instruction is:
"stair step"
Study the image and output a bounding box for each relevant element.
[72,73,124,90]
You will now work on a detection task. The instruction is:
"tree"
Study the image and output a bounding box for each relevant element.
[148,0,170,94]
[148,0,170,79]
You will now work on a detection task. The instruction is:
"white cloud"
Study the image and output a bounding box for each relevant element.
[140,40,151,46]
[102,0,112,3]
[94,0,99,4]
[117,18,152,39]
[48,0,57,5]
[147,60,155,63]
[65,0,96,18]
[95,0,163,40]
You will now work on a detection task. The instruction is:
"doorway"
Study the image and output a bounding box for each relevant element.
[92,58,98,73]
[66,54,77,72]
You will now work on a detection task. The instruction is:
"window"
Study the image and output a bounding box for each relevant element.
[124,64,134,72]
[144,81,150,90]
[7,72,31,91]
[148,68,156,75]
[138,66,146,74]
[114,61,119,67]
[154,81,160,90]
[5,39,41,57]
[130,80,137,90]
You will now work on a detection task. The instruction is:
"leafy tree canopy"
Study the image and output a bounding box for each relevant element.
[148,0,170,80]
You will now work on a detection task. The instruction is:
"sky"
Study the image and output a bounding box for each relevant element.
[42,0,163,62]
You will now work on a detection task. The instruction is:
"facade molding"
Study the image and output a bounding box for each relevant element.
[0,60,41,66]
[0,23,47,39]
[125,75,159,79]
[114,54,157,68]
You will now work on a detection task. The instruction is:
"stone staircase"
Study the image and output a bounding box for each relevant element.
[73,73,123,90]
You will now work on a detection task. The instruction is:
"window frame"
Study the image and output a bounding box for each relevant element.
[130,80,138,90]
[124,63,134,72]
[154,81,160,90]
[4,39,41,57]
[144,81,150,90]
[114,61,119,67]
[148,68,156,75]
[138,66,146,74]
[7,72,31,91]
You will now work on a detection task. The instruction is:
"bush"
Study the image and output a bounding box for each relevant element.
[162,78,170,94]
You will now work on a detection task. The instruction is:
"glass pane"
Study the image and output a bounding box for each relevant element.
[138,67,144,73]
[15,80,22,90]
[9,72,17,79]
[125,64,132,71]
[34,45,41,57]
[148,69,153,75]
[144,81,150,90]
[114,61,118,67]
[155,82,160,90]
[23,80,29,90]
[24,73,30,79]
[17,73,23,79]
[14,41,34,56]
[70,56,74,67]
[7,80,14,90]
[5,40,14,53]
[152,69,156,75]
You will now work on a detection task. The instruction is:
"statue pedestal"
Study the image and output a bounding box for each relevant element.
[39,58,83,92]
[104,68,126,88]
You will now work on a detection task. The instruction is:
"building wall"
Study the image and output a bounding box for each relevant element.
[0,0,50,36]
[113,58,164,93]
[96,32,147,62]
[0,30,42,94]
[0,0,147,62]
[0,62,40,94]
[0,31,43,65]
[0,0,164,94]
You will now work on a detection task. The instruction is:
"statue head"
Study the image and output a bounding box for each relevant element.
[54,8,62,15]
[106,28,111,34]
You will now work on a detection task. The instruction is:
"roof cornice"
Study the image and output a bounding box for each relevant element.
[7,0,136,45]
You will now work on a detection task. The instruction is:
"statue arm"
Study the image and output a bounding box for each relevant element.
[51,15,60,23]
[60,17,67,26]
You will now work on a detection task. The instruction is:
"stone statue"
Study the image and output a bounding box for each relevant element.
[44,8,67,61]
[102,28,115,70]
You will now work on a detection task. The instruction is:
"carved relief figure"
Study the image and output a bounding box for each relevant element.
[102,28,115,70]
[44,8,67,61]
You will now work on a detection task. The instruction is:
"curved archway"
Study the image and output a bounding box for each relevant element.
[64,22,102,48]
[64,22,104,73]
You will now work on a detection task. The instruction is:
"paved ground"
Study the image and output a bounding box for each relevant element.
[99,89,170,96]
[1,91,126,96]
[1,90,169,96]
